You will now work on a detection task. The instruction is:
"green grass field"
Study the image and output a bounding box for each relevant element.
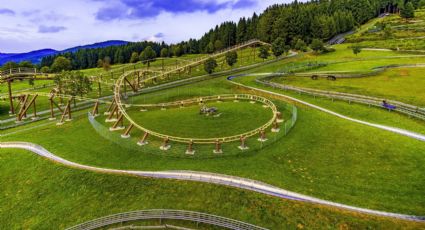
[272,67,425,106]
[347,9,425,50]
[127,101,273,138]
[2,77,424,217]
[1,150,423,229]
[1,14,425,229]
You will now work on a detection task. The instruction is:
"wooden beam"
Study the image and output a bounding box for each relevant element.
[124,77,137,92]
[16,95,29,121]
[7,80,14,114]
[92,100,99,116]
[18,95,38,121]
[112,113,123,129]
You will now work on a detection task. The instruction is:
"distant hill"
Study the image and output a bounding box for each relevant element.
[0,40,129,65]
[61,40,129,53]
[0,49,58,65]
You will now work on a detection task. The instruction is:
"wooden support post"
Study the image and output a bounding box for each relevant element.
[121,123,134,138]
[137,132,149,146]
[272,120,280,133]
[186,140,195,155]
[32,99,37,119]
[106,105,118,122]
[16,95,29,122]
[110,113,124,131]
[7,80,14,114]
[98,81,102,97]
[238,136,248,150]
[49,98,55,120]
[160,137,171,150]
[57,100,71,125]
[124,77,137,92]
[17,95,38,121]
[258,130,267,142]
[214,139,222,154]
[67,101,72,120]
[105,98,116,115]
[276,112,283,123]
[92,100,99,116]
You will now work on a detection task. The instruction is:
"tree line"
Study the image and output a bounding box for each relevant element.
[2,0,420,72]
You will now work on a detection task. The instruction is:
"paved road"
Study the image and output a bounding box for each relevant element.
[1,142,423,222]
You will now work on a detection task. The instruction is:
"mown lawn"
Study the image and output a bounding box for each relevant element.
[127,101,273,138]
[272,67,425,106]
[2,77,424,216]
[1,150,423,229]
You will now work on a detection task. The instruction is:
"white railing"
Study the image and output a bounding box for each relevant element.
[259,80,425,120]
[2,141,423,221]
[65,209,268,230]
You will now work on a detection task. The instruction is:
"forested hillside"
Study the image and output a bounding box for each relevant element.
[39,0,410,70]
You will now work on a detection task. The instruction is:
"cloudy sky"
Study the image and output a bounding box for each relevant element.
[0,0,292,53]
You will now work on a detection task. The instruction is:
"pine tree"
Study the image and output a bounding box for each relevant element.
[400,2,415,19]
[271,37,286,57]
[294,39,307,52]
[130,52,139,63]
[204,58,218,74]
[139,46,157,67]
[352,44,362,56]
[225,51,238,67]
[160,48,169,57]
[310,39,324,53]
[420,0,425,8]
[258,46,270,60]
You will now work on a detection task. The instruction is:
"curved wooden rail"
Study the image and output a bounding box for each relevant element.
[112,39,277,144]
[114,92,278,144]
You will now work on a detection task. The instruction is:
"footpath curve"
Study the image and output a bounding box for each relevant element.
[1,141,423,222]
[227,74,425,142]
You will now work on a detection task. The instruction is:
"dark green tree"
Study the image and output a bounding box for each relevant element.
[40,66,50,73]
[225,51,238,67]
[310,39,325,53]
[173,45,183,57]
[383,24,393,39]
[352,44,362,56]
[258,46,270,60]
[102,57,111,71]
[214,40,223,51]
[129,52,139,63]
[206,42,215,53]
[294,39,307,52]
[420,0,425,8]
[160,48,169,57]
[400,2,415,19]
[1,61,19,71]
[28,77,35,87]
[51,56,72,73]
[97,59,103,68]
[271,37,286,57]
[139,46,157,67]
[60,71,92,106]
[204,58,218,74]
[18,61,34,68]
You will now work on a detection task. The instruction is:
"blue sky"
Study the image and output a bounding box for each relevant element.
[0,0,292,53]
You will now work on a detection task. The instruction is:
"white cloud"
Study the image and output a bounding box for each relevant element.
[0,0,293,53]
